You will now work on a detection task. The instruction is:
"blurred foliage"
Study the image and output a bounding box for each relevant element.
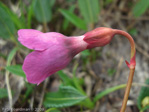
[57,70,94,109]
[60,0,100,30]
[0,0,149,111]
[93,84,126,103]
[0,0,148,39]
[62,5,75,30]
[45,108,61,112]
[33,0,55,23]
[78,0,100,24]
[23,83,35,101]
[0,2,16,39]
[44,86,86,108]
[0,88,14,99]
[107,68,116,76]
[5,65,26,78]
[137,79,149,112]
[0,88,8,99]
[60,9,87,30]
[129,28,138,36]
[6,47,18,66]
[132,0,149,17]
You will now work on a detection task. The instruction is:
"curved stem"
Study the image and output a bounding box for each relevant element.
[113,29,136,112]
[113,30,136,58]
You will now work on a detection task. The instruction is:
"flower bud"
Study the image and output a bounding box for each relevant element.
[83,27,115,49]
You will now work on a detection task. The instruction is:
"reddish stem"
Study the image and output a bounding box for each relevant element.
[120,68,135,112]
[114,30,136,59]
[113,29,136,112]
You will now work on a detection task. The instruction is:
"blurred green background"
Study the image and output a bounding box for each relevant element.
[0,0,149,112]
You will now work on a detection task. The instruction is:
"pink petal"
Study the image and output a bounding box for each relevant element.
[18,29,65,51]
[23,45,72,84]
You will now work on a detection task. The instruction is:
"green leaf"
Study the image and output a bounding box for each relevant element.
[27,1,34,28]
[140,105,149,112]
[57,71,94,109]
[104,0,114,6]
[57,70,84,91]
[0,2,16,39]
[5,65,26,78]
[62,5,75,30]
[23,83,35,101]
[49,0,56,7]
[44,86,87,108]
[137,79,149,110]
[60,9,87,30]
[78,0,100,24]
[0,88,8,99]
[81,49,90,57]
[46,108,61,112]
[9,2,25,29]
[129,28,137,36]
[33,0,53,23]
[7,47,18,66]
[93,84,126,103]
[132,0,149,17]
[57,70,72,85]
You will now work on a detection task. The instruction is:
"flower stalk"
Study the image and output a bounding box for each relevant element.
[120,68,135,112]
[113,30,136,112]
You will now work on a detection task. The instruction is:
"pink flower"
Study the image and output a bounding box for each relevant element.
[18,29,88,85]
[18,28,131,85]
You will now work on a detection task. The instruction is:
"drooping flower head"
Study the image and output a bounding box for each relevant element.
[18,27,135,85]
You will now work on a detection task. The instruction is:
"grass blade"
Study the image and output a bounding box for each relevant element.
[93,84,126,103]
[78,0,100,24]
[0,2,16,39]
[60,9,87,30]
[33,0,52,23]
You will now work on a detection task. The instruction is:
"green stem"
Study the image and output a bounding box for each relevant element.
[93,82,148,105]
[5,48,18,111]
[72,63,94,109]
[93,84,126,103]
